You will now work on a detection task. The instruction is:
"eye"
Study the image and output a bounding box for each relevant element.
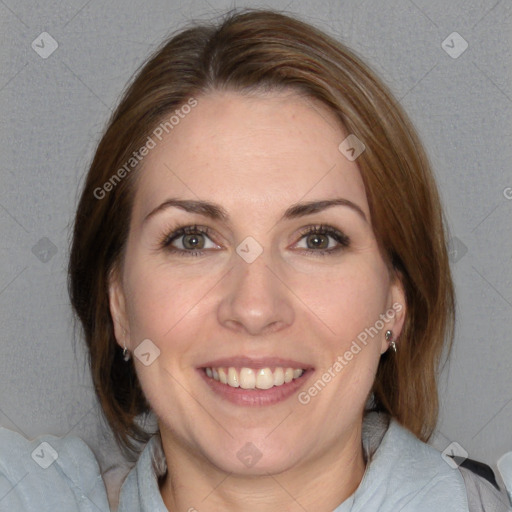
[294,224,350,256]
[160,224,220,256]
[159,223,350,258]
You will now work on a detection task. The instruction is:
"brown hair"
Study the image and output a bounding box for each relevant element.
[68,8,455,454]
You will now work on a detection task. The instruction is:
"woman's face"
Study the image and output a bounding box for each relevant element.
[109,90,405,475]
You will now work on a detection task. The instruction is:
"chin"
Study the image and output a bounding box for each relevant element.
[201,435,306,476]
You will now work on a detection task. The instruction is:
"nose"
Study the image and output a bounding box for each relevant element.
[216,247,295,336]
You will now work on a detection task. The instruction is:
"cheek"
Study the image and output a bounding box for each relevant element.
[308,263,388,408]
[122,260,212,416]
[290,255,390,343]
[123,257,220,345]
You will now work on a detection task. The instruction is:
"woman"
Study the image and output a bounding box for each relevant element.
[0,9,510,512]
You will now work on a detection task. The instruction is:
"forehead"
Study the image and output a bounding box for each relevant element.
[132,90,369,224]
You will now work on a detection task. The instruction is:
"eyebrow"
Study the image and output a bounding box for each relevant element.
[143,197,368,225]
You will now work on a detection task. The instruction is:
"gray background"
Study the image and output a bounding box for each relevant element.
[1,0,511,490]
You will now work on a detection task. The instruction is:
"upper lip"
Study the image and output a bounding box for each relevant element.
[199,356,313,370]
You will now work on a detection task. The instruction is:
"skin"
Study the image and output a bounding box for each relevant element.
[109,90,406,512]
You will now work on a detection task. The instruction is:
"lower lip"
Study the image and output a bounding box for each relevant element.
[198,368,314,406]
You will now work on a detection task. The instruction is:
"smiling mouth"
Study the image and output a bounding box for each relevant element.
[202,366,306,390]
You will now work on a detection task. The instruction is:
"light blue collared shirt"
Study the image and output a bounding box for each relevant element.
[1,413,510,511]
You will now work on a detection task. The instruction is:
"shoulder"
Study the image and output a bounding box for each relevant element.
[459,465,512,512]
[0,426,110,512]
[378,418,470,509]
[357,414,510,512]
[117,433,168,512]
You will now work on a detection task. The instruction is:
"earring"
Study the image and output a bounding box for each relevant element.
[385,330,397,353]
[121,327,131,361]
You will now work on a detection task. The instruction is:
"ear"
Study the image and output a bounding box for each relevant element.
[108,267,130,351]
[380,269,407,354]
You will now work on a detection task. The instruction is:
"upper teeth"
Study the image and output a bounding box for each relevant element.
[205,367,304,390]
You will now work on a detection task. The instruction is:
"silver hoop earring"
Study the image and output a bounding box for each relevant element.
[385,330,397,353]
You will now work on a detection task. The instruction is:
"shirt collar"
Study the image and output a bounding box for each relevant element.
[119,411,391,512]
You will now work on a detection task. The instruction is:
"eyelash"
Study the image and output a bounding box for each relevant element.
[159,223,350,257]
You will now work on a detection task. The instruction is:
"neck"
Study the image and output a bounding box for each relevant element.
[159,425,366,512]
